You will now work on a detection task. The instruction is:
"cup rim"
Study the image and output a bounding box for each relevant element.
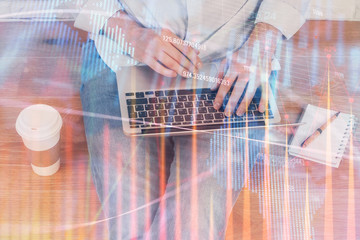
[16,104,63,141]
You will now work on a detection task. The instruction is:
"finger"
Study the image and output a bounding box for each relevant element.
[213,73,236,111]
[236,83,257,116]
[258,83,268,113]
[193,46,201,55]
[224,78,248,117]
[176,45,203,69]
[144,55,177,78]
[156,50,189,77]
[161,29,200,68]
[171,42,202,69]
[144,35,192,77]
[211,59,227,91]
[164,30,202,68]
[161,42,199,73]
[158,30,202,74]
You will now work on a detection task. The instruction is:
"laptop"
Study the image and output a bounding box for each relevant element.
[116,62,281,136]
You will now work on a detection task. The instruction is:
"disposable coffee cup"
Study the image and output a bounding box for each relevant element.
[16,104,63,176]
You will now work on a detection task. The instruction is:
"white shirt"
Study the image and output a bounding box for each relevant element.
[73,0,310,71]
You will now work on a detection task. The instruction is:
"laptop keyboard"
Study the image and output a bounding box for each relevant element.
[125,88,274,129]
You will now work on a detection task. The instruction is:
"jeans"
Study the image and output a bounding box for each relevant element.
[80,40,266,240]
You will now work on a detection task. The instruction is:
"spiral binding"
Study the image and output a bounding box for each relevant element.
[334,115,359,162]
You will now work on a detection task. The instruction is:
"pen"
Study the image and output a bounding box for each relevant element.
[301,111,341,148]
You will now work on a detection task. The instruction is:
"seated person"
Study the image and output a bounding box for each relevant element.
[74,0,310,239]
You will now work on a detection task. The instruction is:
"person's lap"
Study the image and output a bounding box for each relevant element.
[80,40,263,239]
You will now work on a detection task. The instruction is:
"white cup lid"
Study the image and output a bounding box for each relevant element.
[16,104,62,141]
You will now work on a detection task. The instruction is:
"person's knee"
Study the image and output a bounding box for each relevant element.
[80,41,117,96]
[79,47,120,117]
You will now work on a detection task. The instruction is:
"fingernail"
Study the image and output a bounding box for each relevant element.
[259,105,265,112]
[214,102,221,110]
[237,110,244,116]
[225,110,232,117]
[197,62,202,69]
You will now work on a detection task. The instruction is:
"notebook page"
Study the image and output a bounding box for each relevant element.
[289,104,351,167]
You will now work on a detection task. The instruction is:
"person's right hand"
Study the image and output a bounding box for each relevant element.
[106,11,202,78]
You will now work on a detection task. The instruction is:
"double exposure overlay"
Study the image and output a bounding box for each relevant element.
[0,0,359,239]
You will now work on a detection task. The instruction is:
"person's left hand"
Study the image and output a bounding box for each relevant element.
[212,23,282,117]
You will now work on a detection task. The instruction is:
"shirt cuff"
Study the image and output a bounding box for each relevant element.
[255,0,306,39]
[74,0,122,34]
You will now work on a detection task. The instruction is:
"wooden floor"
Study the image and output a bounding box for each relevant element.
[0,20,360,239]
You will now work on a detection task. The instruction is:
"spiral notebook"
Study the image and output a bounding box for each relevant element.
[289,104,358,168]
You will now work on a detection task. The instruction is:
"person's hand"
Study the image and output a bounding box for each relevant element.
[212,48,272,117]
[131,28,202,77]
[212,23,282,117]
[105,11,202,78]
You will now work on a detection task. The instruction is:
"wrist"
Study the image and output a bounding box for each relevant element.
[248,22,282,55]
[104,10,139,37]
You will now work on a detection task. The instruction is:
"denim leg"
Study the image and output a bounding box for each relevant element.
[80,41,174,239]
[145,128,265,240]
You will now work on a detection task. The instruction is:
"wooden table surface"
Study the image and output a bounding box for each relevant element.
[0,20,359,239]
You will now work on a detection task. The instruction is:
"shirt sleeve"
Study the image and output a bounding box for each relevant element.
[255,0,311,39]
[74,0,123,34]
